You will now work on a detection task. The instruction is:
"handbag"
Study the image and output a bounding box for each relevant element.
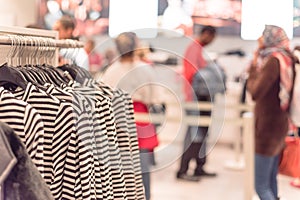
[133,101,159,150]
[278,130,300,177]
[136,123,159,150]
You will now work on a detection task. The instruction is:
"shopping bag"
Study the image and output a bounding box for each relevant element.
[278,136,300,177]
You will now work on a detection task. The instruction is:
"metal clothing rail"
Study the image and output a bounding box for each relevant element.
[0,26,83,49]
[0,35,84,49]
[0,26,84,67]
[0,26,57,38]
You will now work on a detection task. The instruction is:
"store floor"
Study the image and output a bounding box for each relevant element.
[150,142,300,200]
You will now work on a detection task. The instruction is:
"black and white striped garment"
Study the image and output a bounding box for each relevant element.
[118,91,145,199]
[38,84,85,199]
[12,83,76,199]
[45,83,107,200]
[0,87,45,174]
[16,69,99,199]
[87,80,140,200]
[60,83,114,200]
[64,81,127,200]
[84,79,145,199]
[83,79,145,200]
[110,90,139,199]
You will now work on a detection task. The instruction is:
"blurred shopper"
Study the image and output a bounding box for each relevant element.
[135,41,166,166]
[176,26,217,182]
[100,32,160,200]
[102,48,117,69]
[53,15,77,40]
[135,41,153,64]
[53,15,89,70]
[183,25,216,101]
[84,39,103,74]
[247,25,295,200]
[290,47,300,189]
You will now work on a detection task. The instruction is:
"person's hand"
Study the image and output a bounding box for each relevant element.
[251,49,260,67]
[59,56,69,66]
[247,50,260,74]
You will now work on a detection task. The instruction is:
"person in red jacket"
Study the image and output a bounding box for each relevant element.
[177,26,217,182]
[183,26,216,101]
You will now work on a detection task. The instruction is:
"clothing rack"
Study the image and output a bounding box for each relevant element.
[0,35,84,48]
[0,26,58,38]
[0,26,85,200]
[0,26,84,67]
[0,26,146,200]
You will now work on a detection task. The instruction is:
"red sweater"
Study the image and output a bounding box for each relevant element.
[183,40,207,101]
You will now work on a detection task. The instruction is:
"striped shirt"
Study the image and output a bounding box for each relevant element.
[12,83,76,199]
[5,64,145,199]
[0,87,45,174]
[45,83,105,200]
[60,83,114,199]
[83,79,145,200]
[63,82,123,199]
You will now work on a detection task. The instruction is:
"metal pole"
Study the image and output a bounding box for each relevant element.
[0,35,83,48]
[243,112,255,200]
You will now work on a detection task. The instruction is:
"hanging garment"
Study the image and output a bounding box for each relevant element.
[0,87,45,173]
[61,82,115,200]
[83,79,145,199]
[44,83,106,200]
[61,68,145,199]
[0,123,17,184]
[42,83,97,199]
[0,63,145,200]
[113,90,145,199]
[11,83,76,199]
[0,121,53,200]
[62,80,128,199]
[26,81,110,200]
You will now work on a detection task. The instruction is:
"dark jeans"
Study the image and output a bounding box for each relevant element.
[178,95,211,175]
[177,126,208,175]
[140,149,151,200]
[255,154,279,200]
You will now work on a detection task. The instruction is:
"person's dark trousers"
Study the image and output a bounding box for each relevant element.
[140,149,151,200]
[177,95,211,176]
[194,126,208,174]
[177,126,208,175]
[194,95,211,175]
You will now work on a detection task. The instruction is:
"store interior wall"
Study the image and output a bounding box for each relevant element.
[0,0,37,27]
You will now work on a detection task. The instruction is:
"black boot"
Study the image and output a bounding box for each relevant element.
[176,172,200,182]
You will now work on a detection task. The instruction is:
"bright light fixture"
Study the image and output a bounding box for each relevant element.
[241,0,293,40]
[109,0,158,38]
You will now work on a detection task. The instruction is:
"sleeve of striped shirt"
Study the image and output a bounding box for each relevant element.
[23,104,45,176]
[53,102,78,199]
[123,92,145,199]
